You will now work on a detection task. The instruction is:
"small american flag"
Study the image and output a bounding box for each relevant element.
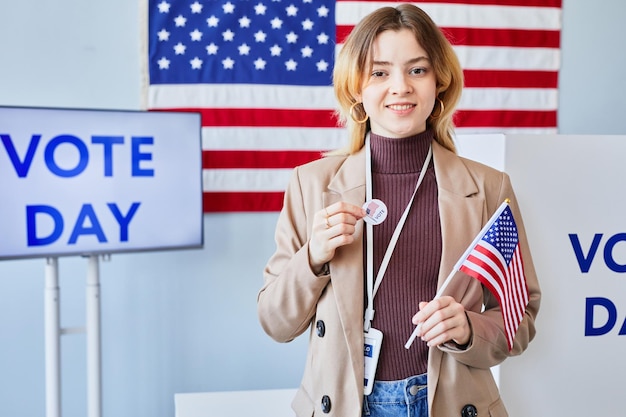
[144,1,561,212]
[459,202,529,350]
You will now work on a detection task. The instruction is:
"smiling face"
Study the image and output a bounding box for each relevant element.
[358,29,437,139]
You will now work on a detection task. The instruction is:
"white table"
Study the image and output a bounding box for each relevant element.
[175,388,297,417]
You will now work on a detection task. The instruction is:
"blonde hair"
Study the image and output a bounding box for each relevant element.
[332,4,463,154]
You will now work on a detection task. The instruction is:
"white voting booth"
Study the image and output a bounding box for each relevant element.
[176,133,626,417]
[459,134,626,417]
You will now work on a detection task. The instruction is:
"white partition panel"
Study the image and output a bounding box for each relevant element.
[457,134,626,417]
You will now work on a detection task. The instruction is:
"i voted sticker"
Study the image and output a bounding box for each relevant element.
[362,199,387,225]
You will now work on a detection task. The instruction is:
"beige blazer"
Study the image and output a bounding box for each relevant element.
[258,140,541,417]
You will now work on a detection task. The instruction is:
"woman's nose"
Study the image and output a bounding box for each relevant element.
[389,74,412,95]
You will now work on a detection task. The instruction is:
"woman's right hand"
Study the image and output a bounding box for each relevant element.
[308,201,365,273]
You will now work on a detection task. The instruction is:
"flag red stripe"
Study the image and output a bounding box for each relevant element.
[509,250,529,317]
[463,70,558,88]
[505,268,520,316]
[513,250,529,304]
[463,251,506,294]
[343,0,561,6]
[460,241,528,350]
[204,150,323,169]
[203,192,284,212]
[460,262,504,301]
[474,244,508,279]
[150,71,558,95]
[455,110,557,128]
[337,26,560,48]
[461,246,514,337]
[503,278,521,339]
[460,261,516,349]
[459,263,503,308]
[473,244,521,335]
[155,108,556,129]
[442,27,560,48]
[151,108,340,128]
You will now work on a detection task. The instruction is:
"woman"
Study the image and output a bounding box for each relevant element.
[257,4,540,417]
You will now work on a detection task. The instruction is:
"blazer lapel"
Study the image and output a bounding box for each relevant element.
[432,141,484,288]
[322,148,368,394]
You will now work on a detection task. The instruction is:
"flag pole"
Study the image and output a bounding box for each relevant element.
[404,199,511,349]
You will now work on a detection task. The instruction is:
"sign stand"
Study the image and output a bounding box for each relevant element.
[86,254,102,417]
[44,255,105,417]
[44,257,61,417]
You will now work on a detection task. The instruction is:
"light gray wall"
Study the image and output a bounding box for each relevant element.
[0,1,624,416]
[558,0,626,134]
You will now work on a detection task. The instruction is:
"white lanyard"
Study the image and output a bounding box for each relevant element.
[364,133,432,332]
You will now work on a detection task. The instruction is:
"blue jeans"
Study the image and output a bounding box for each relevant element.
[363,374,428,417]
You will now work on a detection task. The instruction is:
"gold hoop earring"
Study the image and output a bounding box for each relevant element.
[430,97,445,119]
[349,102,369,124]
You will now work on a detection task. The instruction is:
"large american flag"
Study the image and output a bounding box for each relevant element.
[459,202,529,350]
[144,0,562,212]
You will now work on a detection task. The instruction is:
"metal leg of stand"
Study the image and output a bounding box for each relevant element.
[86,255,102,417]
[45,257,61,417]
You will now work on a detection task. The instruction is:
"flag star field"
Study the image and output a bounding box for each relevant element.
[149,0,336,86]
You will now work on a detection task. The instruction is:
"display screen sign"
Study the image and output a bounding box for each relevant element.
[0,106,203,259]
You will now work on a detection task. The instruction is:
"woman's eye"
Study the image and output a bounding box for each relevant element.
[371,70,386,77]
[410,67,427,75]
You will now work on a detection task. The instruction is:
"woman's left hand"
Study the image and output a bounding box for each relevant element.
[411,296,471,347]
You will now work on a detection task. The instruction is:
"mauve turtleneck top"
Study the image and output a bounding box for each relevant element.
[368,129,442,380]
